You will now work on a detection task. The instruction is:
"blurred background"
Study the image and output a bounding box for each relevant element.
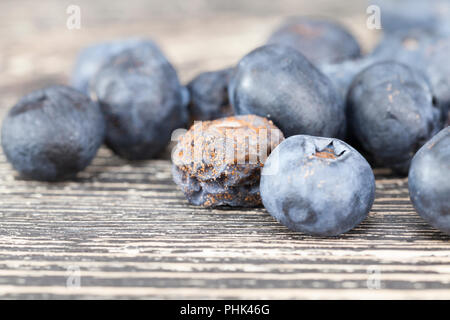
[0,0,378,115]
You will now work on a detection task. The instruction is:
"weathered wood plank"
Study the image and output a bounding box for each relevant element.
[0,0,448,300]
[0,147,449,299]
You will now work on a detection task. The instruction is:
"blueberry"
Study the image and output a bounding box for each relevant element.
[320,57,376,99]
[187,67,234,123]
[1,85,105,181]
[71,38,150,94]
[319,30,438,101]
[267,17,361,65]
[371,0,450,36]
[347,61,442,175]
[172,115,284,207]
[370,30,435,66]
[420,39,450,126]
[228,45,346,138]
[91,41,189,160]
[322,32,450,144]
[260,135,375,236]
[370,30,450,124]
[320,30,450,122]
[408,127,450,234]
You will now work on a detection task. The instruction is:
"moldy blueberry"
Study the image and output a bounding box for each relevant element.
[228,44,346,138]
[187,67,234,123]
[172,115,284,208]
[71,38,151,95]
[347,61,442,175]
[1,85,105,181]
[91,41,189,160]
[408,127,450,235]
[260,135,375,237]
[267,17,361,65]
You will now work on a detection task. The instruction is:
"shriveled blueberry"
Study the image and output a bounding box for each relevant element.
[92,42,189,160]
[1,85,105,181]
[71,38,151,94]
[267,17,361,65]
[187,67,234,123]
[172,115,284,207]
[347,61,442,175]
[408,127,450,234]
[228,45,346,138]
[260,135,375,237]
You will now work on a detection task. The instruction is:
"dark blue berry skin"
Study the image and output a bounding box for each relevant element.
[370,30,435,67]
[371,0,450,36]
[370,30,450,124]
[408,127,450,235]
[228,45,346,139]
[71,38,149,95]
[260,135,375,237]
[321,30,450,125]
[418,39,450,126]
[318,30,431,104]
[187,67,234,123]
[267,17,361,65]
[1,85,105,181]
[347,61,442,175]
[320,57,377,99]
[91,42,189,160]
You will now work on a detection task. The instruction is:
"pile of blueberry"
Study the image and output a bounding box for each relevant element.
[1,4,449,237]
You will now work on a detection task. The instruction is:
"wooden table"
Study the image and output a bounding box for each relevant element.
[0,0,449,299]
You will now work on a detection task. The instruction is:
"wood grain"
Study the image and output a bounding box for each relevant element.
[0,0,448,300]
[0,148,449,299]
